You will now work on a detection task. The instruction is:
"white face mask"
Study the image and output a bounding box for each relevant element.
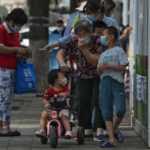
[56,27,63,32]
[59,77,67,86]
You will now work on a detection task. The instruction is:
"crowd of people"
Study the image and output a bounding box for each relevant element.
[0,0,132,148]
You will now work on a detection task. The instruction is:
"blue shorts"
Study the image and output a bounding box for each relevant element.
[99,76,126,121]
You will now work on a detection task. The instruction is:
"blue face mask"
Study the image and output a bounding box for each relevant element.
[80,13,87,20]
[100,36,108,46]
[87,15,98,22]
[110,13,115,18]
[11,26,21,33]
[84,37,90,44]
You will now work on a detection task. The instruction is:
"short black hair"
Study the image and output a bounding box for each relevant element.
[107,26,118,42]
[93,21,107,32]
[76,0,87,2]
[56,19,64,24]
[6,8,28,25]
[84,0,104,14]
[48,69,63,85]
[74,20,93,34]
[102,0,116,17]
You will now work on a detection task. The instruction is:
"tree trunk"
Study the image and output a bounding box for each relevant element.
[29,0,49,95]
[70,0,77,13]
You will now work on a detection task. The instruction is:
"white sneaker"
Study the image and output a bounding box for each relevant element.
[64,131,72,139]
[84,129,93,137]
[35,129,46,137]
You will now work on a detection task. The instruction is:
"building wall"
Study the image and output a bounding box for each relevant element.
[129,0,148,144]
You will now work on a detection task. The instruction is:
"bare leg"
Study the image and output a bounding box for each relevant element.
[113,116,123,142]
[113,116,122,133]
[40,111,49,130]
[100,121,117,147]
[61,115,71,131]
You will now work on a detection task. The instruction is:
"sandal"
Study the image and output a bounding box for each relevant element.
[114,132,124,143]
[99,141,116,148]
[0,131,13,137]
[0,130,21,137]
[11,130,21,136]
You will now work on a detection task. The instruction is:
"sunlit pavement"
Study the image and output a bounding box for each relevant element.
[0,94,149,150]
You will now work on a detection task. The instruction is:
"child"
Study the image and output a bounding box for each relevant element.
[35,69,72,139]
[91,21,108,142]
[93,21,107,36]
[97,26,128,147]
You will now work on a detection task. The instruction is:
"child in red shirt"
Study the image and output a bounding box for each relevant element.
[36,69,72,139]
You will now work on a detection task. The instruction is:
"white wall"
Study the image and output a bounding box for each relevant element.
[148,0,150,147]
[129,0,136,114]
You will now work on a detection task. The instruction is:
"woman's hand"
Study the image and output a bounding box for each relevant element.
[78,39,87,50]
[42,42,60,51]
[16,47,29,55]
[16,48,31,60]
[125,26,133,37]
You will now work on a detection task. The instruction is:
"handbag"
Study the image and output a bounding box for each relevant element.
[15,60,37,94]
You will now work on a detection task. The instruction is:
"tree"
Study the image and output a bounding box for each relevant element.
[70,0,77,13]
[29,0,49,95]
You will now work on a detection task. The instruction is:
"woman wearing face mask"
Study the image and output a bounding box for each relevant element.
[42,0,87,51]
[56,20,107,138]
[0,8,28,136]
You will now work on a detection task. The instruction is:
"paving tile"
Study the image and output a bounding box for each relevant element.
[0,94,147,150]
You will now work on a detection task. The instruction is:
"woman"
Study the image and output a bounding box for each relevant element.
[56,20,106,140]
[0,8,28,136]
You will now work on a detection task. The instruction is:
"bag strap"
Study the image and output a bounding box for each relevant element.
[19,60,27,64]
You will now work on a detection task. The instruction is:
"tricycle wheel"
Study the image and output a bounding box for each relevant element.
[50,126,58,148]
[40,136,48,144]
[77,127,84,145]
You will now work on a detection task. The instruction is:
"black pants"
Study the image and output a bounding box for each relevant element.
[70,70,79,119]
[91,79,106,130]
[77,77,105,129]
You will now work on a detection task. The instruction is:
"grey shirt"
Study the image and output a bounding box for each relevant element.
[97,46,128,83]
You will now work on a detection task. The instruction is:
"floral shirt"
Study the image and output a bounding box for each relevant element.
[62,35,106,79]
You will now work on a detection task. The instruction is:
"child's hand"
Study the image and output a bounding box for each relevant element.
[44,103,51,109]
[98,62,109,71]
[59,93,69,98]
[60,62,68,71]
